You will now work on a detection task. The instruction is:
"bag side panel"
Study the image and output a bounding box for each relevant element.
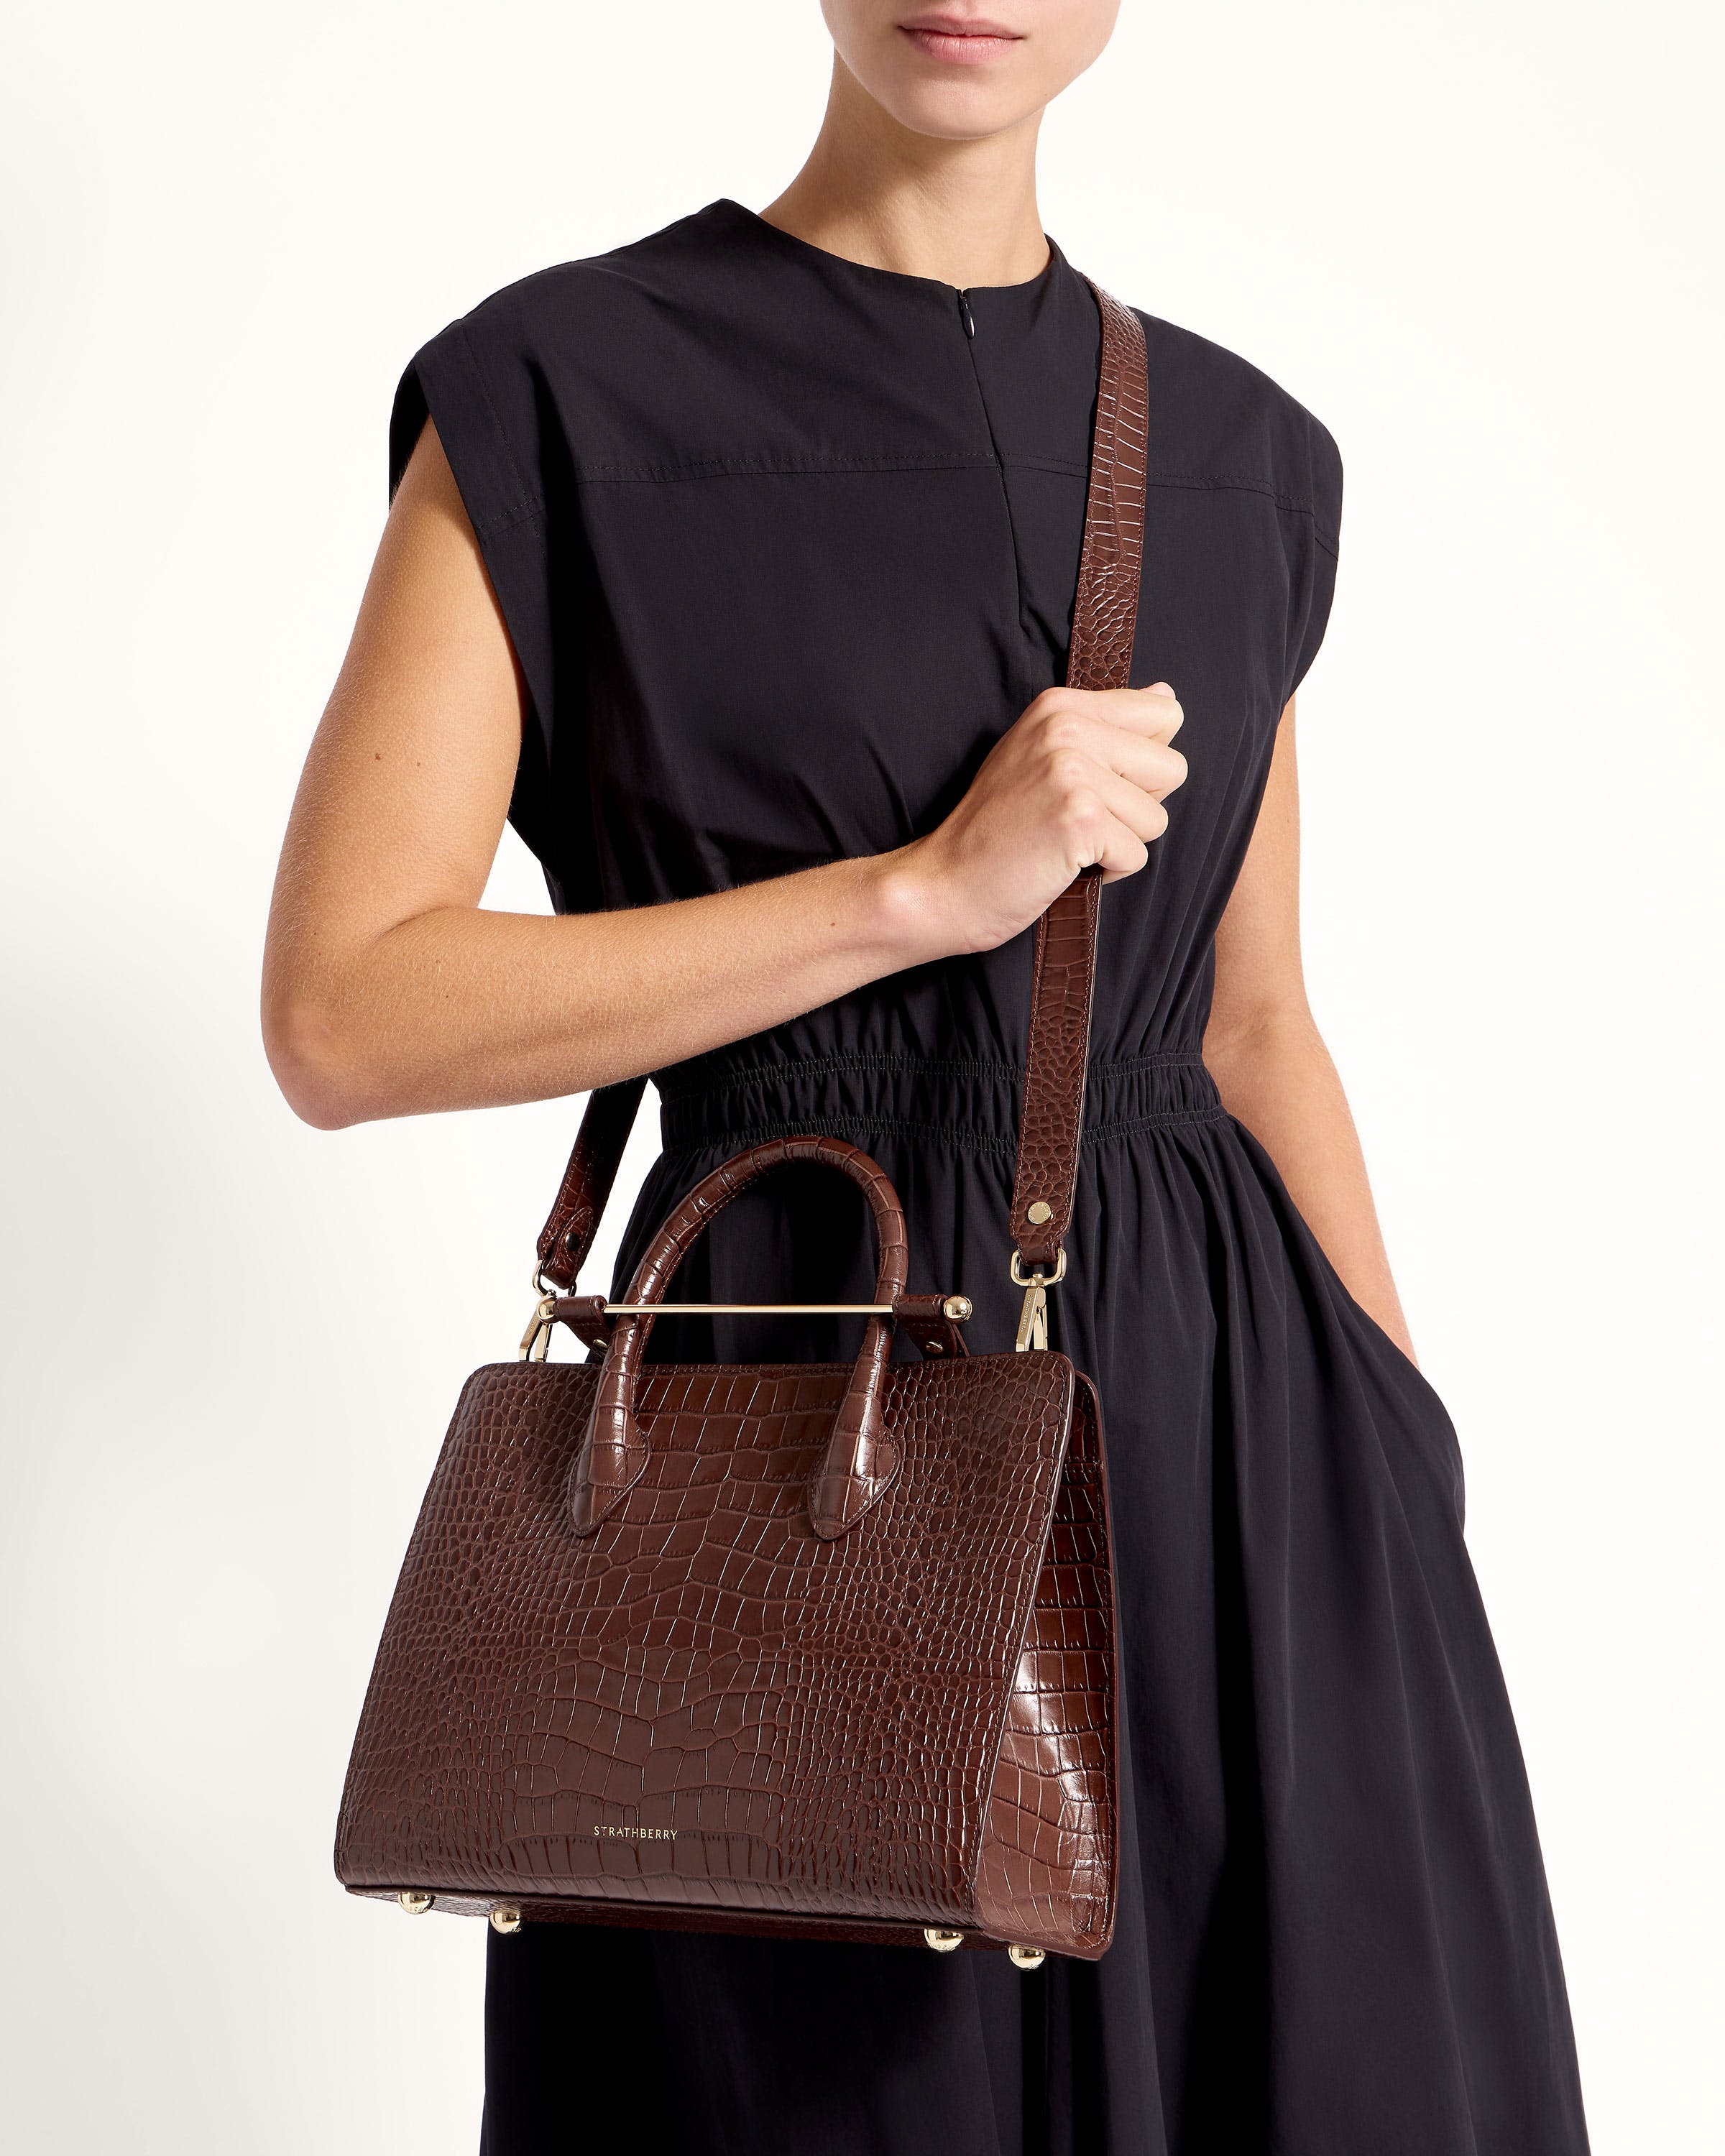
[972,1373,1118,1958]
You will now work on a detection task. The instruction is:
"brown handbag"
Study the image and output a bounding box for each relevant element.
[335,279,1149,1968]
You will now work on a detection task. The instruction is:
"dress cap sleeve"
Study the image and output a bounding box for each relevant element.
[385,304,579,902]
[1283,410,1343,706]
[389,313,546,535]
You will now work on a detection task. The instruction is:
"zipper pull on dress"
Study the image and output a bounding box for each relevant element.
[957,290,976,338]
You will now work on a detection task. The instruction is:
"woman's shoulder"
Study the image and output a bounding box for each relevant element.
[392,206,754,502]
[427,202,757,361]
[1127,305,1343,551]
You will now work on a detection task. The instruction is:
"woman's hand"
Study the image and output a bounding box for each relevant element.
[888,682,1187,956]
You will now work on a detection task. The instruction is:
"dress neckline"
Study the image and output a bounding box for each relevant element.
[707,197,1066,303]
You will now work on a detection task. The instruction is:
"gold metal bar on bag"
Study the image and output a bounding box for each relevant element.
[515,1292,970,1356]
[602,1302,898,1316]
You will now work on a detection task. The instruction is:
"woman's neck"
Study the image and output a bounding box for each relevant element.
[760,56,1049,290]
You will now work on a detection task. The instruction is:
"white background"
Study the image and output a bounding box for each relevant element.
[3,2,1720,2149]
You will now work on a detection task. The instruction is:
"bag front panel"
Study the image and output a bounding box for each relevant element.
[336,1350,1081,1932]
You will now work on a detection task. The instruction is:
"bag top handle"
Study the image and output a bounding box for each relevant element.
[569,1133,909,1539]
[538,277,1149,1314]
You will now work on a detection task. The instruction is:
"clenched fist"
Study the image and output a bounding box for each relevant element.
[893,682,1187,957]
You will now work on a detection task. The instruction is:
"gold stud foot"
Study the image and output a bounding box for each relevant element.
[923,1927,965,1953]
[489,1902,523,1935]
[397,1890,434,1915]
[1008,1945,1046,1971]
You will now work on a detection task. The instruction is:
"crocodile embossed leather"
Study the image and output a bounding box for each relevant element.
[335,278,1149,1961]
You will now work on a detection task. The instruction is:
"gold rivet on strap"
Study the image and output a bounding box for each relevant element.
[941,1295,972,1322]
[1026,1199,1053,1225]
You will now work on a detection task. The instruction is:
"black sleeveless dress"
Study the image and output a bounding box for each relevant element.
[390,200,1590,2155]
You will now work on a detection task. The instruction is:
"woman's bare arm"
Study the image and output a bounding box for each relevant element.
[1204,704,1418,1362]
[262,424,1187,1130]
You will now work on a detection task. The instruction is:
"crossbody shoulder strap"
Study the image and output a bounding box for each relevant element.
[1006,280,1149,1281]
[538,277,1149,1300]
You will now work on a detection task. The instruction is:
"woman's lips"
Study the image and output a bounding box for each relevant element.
[897,14,1024,64]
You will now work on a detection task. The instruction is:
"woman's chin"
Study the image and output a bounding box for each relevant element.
[858,70,1049,142]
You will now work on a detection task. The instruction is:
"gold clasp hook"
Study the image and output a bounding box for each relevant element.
[518,1267,558,1362]
[1009,1248,1066,1353]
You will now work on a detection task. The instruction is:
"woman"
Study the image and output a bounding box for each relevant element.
[264,4,1591,2150]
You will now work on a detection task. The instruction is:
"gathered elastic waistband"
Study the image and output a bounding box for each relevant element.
[656,1049,1224,1156]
